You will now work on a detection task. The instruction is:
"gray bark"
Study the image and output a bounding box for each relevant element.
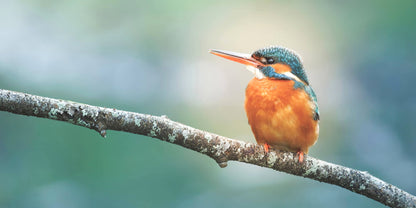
[0,89,415,208]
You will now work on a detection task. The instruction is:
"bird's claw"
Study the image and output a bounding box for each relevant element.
[297,151,304,163]
[264,143,270,153]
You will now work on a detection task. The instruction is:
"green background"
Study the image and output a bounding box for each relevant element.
[1,0,415,207]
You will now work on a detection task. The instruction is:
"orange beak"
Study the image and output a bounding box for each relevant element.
[209,49,264,68]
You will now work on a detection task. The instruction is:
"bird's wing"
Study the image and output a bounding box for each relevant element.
[304,85,320,121]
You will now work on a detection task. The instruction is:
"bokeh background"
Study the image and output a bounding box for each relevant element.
[1,0,415,207]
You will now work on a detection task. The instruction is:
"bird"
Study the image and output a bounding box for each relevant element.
[209,46,319,163]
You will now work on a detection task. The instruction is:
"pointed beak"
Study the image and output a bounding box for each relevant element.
[209,49,264,68]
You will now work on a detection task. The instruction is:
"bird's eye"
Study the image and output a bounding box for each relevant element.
[267,58,274,64]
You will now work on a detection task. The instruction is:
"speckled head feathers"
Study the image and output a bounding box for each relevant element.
[252,46,309,84]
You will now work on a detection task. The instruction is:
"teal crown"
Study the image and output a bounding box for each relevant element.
[252,46,309,85]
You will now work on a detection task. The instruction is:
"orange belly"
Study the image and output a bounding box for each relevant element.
[245,78,319,153]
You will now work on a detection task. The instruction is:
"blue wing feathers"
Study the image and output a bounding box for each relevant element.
[305,85,320,121]
[293,81,320,121]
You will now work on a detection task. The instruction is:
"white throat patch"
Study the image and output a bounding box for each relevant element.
[245,66,306,85]
[246,66,266,79]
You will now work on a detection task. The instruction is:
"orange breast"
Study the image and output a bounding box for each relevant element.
[245,78,319,153]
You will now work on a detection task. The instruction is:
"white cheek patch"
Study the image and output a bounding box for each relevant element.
[246,66,266,79]
[283,72,307,85]
[283,72,300,82]
[245,67,305,83]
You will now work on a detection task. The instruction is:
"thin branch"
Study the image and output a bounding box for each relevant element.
[0,89,415,208]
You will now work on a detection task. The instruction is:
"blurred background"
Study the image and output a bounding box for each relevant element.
[0,0,415,207]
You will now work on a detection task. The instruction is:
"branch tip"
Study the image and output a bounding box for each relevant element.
[100,130,107,138]
[218,161,228,168]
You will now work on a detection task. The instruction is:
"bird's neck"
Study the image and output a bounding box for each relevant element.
[246,66,266,79]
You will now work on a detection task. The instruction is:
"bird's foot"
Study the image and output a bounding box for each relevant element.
[264,143,270,153]
[297,151,304,163]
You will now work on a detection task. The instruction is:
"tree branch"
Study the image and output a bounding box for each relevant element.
[0,89,415,208]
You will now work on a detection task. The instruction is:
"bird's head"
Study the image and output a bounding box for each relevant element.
[210,46,309,85]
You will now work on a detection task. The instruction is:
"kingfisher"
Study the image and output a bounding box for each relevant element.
[210,46,319,163]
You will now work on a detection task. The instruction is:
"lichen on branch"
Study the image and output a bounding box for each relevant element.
[0,89,415,208]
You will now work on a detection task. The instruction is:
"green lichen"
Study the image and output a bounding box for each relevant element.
[77,118,91,128]
[58,102,66,109]
[134,118,142,127]
[81,108,98,118]
[112,110,121,117]
[148,121,159,137]
[303,163,320,177]
[267,152,278,167]
[204,134,212,142]
[48,108,60,119]
[168,133,177,143]
[67,107,75,117]
[182,130,190,143]
[213,140,230,156]
[82,109,89,117]
[47,101,68,119]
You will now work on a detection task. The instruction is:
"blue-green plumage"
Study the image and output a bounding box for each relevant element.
[293,81,320,121]
[305,85,320,121]
[261,66,292,80]
[253,46,309,85]
[253,46,319,121]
